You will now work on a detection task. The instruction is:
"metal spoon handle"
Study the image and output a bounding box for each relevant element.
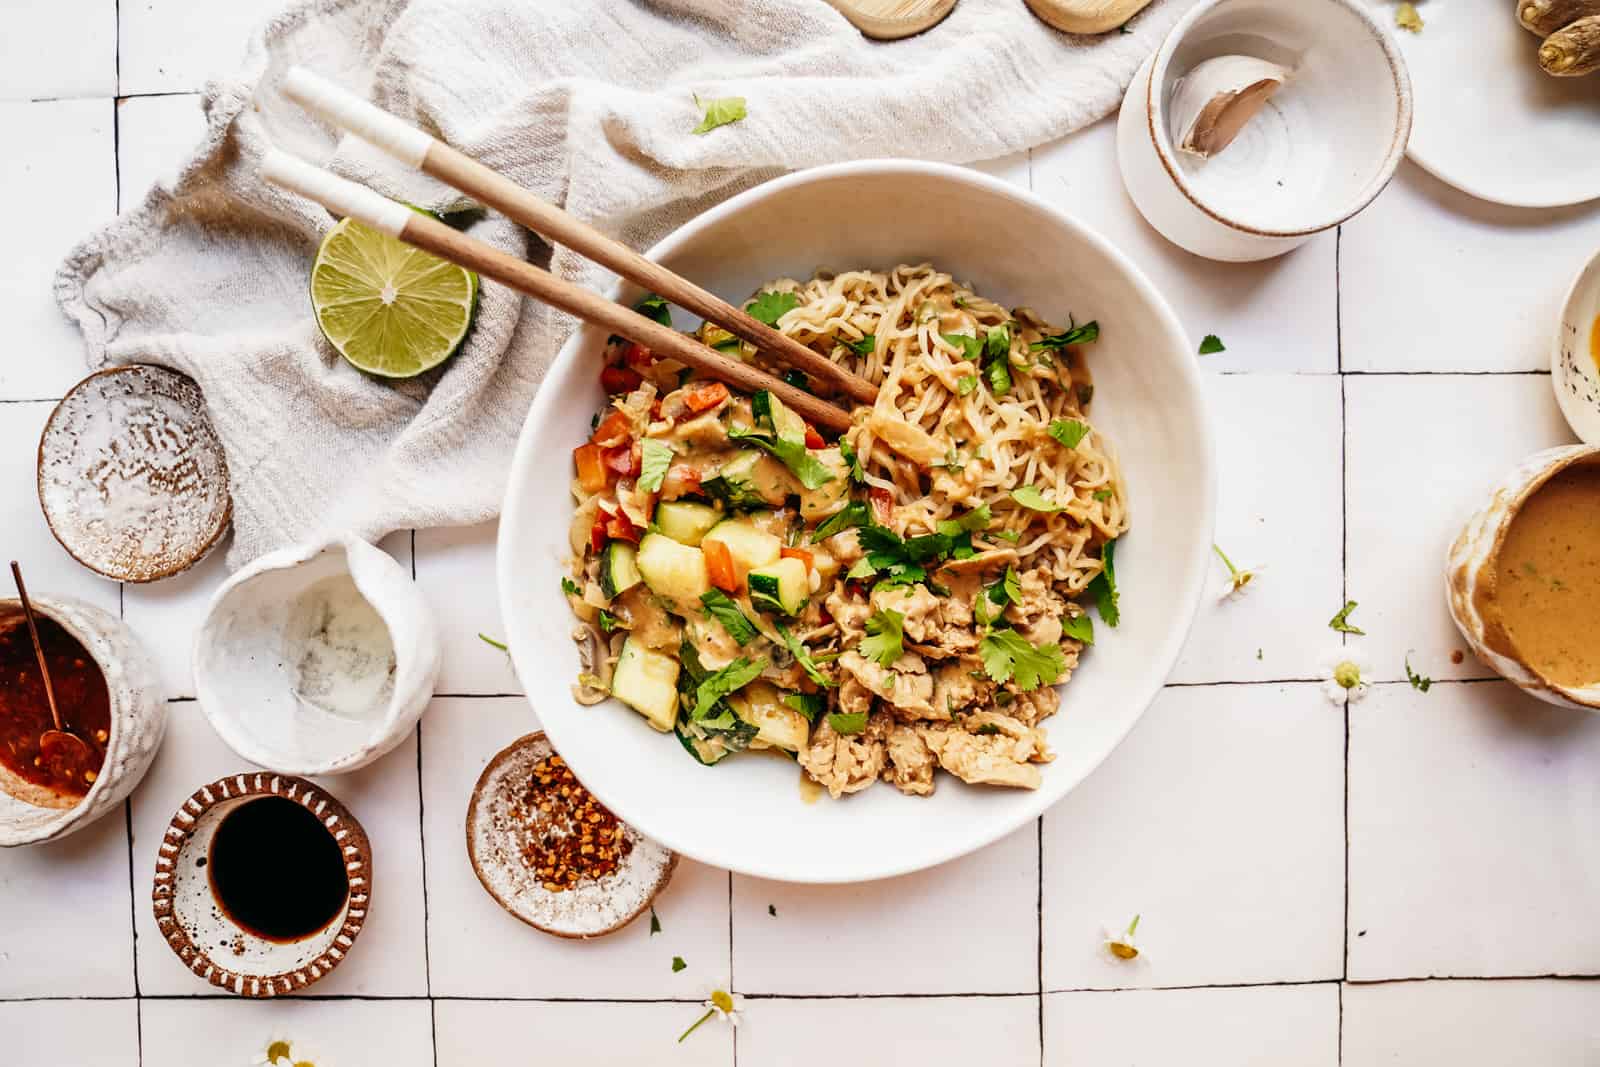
[10,561,64,733]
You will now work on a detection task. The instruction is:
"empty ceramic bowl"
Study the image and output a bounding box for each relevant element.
[194,535,440,776]
[38,366,231,583]
[1552,247,1600,445]
[0,595,166,847]
[152,772,371,996]
[1116,0,1413,261]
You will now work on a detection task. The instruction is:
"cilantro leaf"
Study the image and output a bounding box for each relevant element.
[478,633,508,651]
[638,439,674,493]
[974,591,1000,630]
[745,290,799,326]
[984,325,1011,363]
[956,375,977,396]
[634,293,672,327]
[560,578,580,596]
[992,529,1022,544]
[691,657,766,720]
[846,557,877,580]
[1001,565,1022,605]
[1093,488,1113,501]
[1087,538,1120,627]
[1198,334,1226,355]
[650,906,661,934]
[1061,613,1094,645]
[985,354,1012,397]
[859,609,905,667]
[940,503,992,533]
[838,440,865,483]
[777,624,837,687]
[811,501,870,542]
[727,424,835,490]
[828,711,868,735]
[1404,652,1432,693]
[974,723,1001,735]
[699,590,759,644]
[978,630,1068,691]
[941,332,984,363]
[783,692,826,721]
[1048,419,1089,450]
[1328,599,1365,635]
[671,956,687,972]
[846,334,876,357]
[692,94,747,135]
[1030,320,1100,350]
[598,610,619,633]
[1011,485,1064,512]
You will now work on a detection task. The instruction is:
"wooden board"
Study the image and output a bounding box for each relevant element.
[1023,0,1157,34]
[827,0,958,40]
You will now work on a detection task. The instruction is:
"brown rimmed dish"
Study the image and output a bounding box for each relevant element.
[152,772,372,997]
[38,365,231,583]
[466,731,675,939]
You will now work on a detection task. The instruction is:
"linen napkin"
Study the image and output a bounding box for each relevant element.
[55,0,1192,569]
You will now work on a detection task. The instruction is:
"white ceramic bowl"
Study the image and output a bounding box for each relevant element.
[1117,0,1412,262]
[499,161,1216,883]
[1553,247,1600,446]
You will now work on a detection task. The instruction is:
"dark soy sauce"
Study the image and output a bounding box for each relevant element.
[208,796,349,942]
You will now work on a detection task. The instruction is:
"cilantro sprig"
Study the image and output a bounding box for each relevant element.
[690,657,766,721]
[699,590,759,644]
[745,290,798,326]
[1030,320,1100,351]
[1011,485,1065,513]
[1048,419,1089,450]
[1087,538,1120,627]
[859,609,906,667]
[777,624,837,687]
[978,629,1067,691]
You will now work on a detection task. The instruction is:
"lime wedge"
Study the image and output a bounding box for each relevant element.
[310,217,478,378]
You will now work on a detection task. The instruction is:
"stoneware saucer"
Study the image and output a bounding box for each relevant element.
[38,365,231,583]
[152,772,372,997]
[1552,247,1600,446]
[467,731,675,938]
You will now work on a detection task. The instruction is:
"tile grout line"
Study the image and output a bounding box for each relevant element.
[1338,220,1351,1067]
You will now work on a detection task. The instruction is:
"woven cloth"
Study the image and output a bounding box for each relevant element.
[55,0,1190,568]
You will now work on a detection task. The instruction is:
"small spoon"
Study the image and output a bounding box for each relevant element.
[9,562,92,769]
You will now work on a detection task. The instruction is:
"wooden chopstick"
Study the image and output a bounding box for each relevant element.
[280,67,879,408]
[260,151,853,434]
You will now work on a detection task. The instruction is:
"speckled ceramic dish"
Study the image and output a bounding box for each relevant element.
[466,731,675,938]
[38,365,230,583]
[1552,248,1600,446]
[153,772,372,997]
[0,594,166,846]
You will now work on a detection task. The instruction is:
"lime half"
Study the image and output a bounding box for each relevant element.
[310,217,478,378]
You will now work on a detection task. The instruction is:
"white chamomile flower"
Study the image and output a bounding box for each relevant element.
[1212,544,1262,602]
[1321,644,1373,704]
[251,1036,299,1067]
[679,978,745,1042]
[1102,914,1142,961]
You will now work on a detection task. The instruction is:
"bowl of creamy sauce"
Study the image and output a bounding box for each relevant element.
[1448,445,1600,710]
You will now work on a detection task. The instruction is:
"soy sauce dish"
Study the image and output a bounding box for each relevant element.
[498,161,1216,884]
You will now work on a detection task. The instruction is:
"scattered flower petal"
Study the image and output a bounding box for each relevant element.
[1320,644,1372,704]
[1103,914,1142,961]
[1212,544,1262,602]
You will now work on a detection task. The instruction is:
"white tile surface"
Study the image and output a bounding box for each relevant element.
[1345,374,1576,684]
[0,811,133,997]
[140,997,435,1067]
[0,401,122,612]
[116,92,206,205]
[1342,979,1600,1066]
[1044,983,1340,1067]
[738,995,1038,1066]
[128,704,428,995]
[0,100,115,401]
[419,697,731,997]
[1348,680,1600,982]
[0,999,138,1067]
[1042,682,1344,990]
[731,821,1038,995]
[969,149,1030,187]
[1171,373,1343,683]
[1342,163,1600,373]
[118,0,286,95]
[414,523,522,695]
[0,0,116,101]
[1032,120,1339,374]
[435,999,733,1066]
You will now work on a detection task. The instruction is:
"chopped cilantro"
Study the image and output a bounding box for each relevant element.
[811,501,870,542]
[942,332,983,363]
[777,624,837,687]
[560,578,580,596]
[828,711,869,734]
[839,440,865,483]
[650,906,661,934]
[478,633,508,651]
[671,956,687,973]
[638,439,674,493]
[597,610,619,633]
[860,609,906,667]
[956,375,977,396]
[745,290,799,326]
[1048,419,1090,450]
[984,325,1011,363]
[985,354,1012,397]
[783,692,826,721]
[1328,599,1365,636]
[973,723,1001,735]
[691,94,747,135]
[728,423,835,490]
[1061,613,1094,645]
[1087,538,1120,627]
[1093,488,1113,501]
[992,528,1022,543]
[1198,334,1226,355]
[1405,653,1432,693]
[1010,485,1065,512]
[699,590,759,644]
[634,293,672,327]
[691,657,766,720]
[978,629,1067,691]
[1077,383,1095,407]
[846,334,876,357]
[845,557,877,580]
[1030,320,1100,350]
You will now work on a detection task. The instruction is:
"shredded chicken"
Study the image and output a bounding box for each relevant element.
[883,724,937,796]
[838,650,935,718]
[798,713,888,798]
[871,583,941,642]
[825,584,872,644]
[919,720,1047,790]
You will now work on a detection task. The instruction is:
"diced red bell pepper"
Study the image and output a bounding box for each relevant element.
[605,512,641,544]
[591,409,633,448]
[622,342,654,368]
[574,443,610,493]
[780,546,813,570]
[661,464,701,500]
[803,425,825,449]
[589,511,609,553]
[703,539,738,592]
[869,487,894,525]
[603,443,641,478]
[682,380,730,413]
[600,365,642,394]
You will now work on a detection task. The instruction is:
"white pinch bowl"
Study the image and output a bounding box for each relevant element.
[0,595,167,846]
[1552,247,1600,446]
[194,535,440,776]
[1117,0,1412,262]
[1446,445,1600,712]
[498,160,1217,884]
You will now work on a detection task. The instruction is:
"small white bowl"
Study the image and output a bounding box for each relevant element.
[1553,248,1600,446]
[1117,0,1413,262]
[194,535,440,776]
[1446,445,1600,712]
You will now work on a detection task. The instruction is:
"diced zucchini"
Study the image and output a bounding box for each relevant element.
[729,682,812,752]
[761,392,809,443]
[654,500,720,546]
[701,451,769,510]
[598,542,642,600]
[799,447,851,522]
[747,557,809,616]
[674,712,759,765]
[635,533,709,606]
[702,517,781,585]
[611,637,679,731]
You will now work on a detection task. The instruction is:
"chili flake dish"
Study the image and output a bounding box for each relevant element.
[561,265,1127,798]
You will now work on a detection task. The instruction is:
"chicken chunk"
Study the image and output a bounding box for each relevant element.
[1007,684,1060,726]
[918,719,1049,790]
[883,724,936,796]
[871,582,941,642]
[931,661,990,718]
[839,650,935,718]
[825,584,872,644]
[798,715,887,799]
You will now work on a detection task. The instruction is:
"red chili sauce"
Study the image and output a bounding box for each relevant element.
[0,610,109,799]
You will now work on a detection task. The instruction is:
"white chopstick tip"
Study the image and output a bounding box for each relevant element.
[260,149,412,238]
[281,65,432,169]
